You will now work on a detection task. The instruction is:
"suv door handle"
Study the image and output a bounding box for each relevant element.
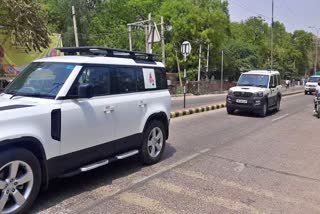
[139,101,147,108]
[104,106,114,114]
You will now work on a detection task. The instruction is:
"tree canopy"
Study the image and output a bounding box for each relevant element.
[0,0,50,51]
[2,0,315,79]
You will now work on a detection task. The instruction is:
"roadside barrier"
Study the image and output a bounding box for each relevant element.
[170,104,226,118]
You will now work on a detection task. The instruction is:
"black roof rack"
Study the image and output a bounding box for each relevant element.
[57,46,158,61]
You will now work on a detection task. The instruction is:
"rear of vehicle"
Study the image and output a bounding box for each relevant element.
[305,76,320,95]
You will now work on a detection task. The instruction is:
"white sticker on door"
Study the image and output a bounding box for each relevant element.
[143,68,157,89]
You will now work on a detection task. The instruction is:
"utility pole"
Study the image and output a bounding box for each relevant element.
[197,44,202,94]
[315,37,318,75]
[128,25,132,51]
[309,26,320,75]
[271,0,274,71]
[161,16,166,65]
[145,24,148,53]
[206,44,210,80]
[221,50,224,93]
[72,6,79,47]
[175,49,183,87]
[148,13,152,53]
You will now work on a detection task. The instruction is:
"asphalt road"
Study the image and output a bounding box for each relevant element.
[171,86,304,111]
[33,93,319,214]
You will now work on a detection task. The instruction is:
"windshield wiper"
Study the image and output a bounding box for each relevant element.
[9,92,54,99]
[238,84,254,87]
[9,91,21,99]
[255,85,267,88]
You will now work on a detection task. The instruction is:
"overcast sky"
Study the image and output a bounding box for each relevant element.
[228,0,320,34]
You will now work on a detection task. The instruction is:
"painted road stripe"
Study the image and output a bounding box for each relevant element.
[132,153,202,185]
[151,179,263,214]
[118,192,176,214]
[173,169,320,212]
[272,113,289,122]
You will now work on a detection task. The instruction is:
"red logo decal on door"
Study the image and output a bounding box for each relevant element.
[149,73,155,85]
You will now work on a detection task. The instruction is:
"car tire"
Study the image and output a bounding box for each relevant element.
[305,91,308,95]
[0,148,41,214]
[227,107,234,115]
[140,120,166,165]
[258,101,268,117]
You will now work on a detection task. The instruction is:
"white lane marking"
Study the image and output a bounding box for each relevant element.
[118,192,176,214]
[174,169,320,212]
[200,148,210,153]
[272,113,289,122]
[132,152,203,184]
[151,179,263,214]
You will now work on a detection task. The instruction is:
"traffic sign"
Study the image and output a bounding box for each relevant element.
[181,41,192,57]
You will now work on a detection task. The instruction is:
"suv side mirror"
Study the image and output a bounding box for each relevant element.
[78,84,93,98]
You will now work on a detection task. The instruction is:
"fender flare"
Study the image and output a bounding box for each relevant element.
[0,137,49,190]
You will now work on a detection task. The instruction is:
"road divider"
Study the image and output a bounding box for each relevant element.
[282,90,304,97]
[170,90,304,119]
[170,104,226,118]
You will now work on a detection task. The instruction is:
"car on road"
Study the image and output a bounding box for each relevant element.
[226,70,282,117]
[305,75,320,95]
[0,47,171,214]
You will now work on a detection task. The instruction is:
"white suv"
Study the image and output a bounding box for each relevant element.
[0,47,171,214]
[226,70,282,117]
[305,75,320,95]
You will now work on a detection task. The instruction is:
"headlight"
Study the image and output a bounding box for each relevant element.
[254,92,263,97]
[228,90,233,95]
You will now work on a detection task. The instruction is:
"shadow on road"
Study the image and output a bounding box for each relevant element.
[32,143,177,213]
[230,109,280,118]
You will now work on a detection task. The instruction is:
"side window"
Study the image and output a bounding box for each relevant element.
[155,68,168,89]
[69,66,111,97]
[115,67,137,94]
[136,68,145,92]
[277,75,281,86]
[138,67,168,91]
[269,75,275,87]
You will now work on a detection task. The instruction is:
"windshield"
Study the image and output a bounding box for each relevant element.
[308,76,320,83]
[237,74,269,88]
[4,62,76,99]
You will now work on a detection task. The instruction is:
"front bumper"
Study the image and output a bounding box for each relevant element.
[226,95,265,112]
[305,87,316,92]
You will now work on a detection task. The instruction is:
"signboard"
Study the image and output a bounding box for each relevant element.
[143,68,157,89]
[148,24,161,43]
[0,33,62,77]
[181,41,192,57]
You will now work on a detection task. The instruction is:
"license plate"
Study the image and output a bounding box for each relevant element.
[236,99,248,104]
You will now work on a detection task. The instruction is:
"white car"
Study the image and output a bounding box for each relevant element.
[226,70,282,117]
[305,75,320,95]
[0,47,171,214]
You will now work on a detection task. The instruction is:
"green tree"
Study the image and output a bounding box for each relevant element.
[0,0,50,51]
